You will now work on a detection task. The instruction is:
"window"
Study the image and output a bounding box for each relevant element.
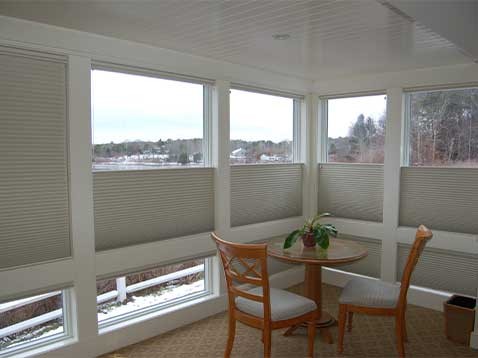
[326,94,387,163]
[0,290,69,355]
[97,258,209,328]
[230,89,296,164]
[407,88,478,167]
[91,69,206,171]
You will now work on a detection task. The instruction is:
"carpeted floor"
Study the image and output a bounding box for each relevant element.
[101,284,478,357]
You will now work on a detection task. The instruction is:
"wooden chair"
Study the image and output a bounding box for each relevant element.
[212,232,318,358]
[337,225,433,357]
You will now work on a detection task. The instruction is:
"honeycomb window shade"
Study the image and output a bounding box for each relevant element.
[399,167,478,234]
[0,47,71,269]
[397,244,478,296]
[230,164,303,227]
[93,168,214,251]
[318,163,384,222]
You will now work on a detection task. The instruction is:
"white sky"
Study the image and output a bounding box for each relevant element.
[328,95,387,138]
[92,70,387,144]
[230,89,293,142]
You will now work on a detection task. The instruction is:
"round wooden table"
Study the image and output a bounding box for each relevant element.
[267,237,368,343]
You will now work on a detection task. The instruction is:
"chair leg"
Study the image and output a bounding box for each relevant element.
[337,304,347,354]
[263,326,272,358]
[347,311,353,332]
[225,314,236,358]
[307,317,317,357]
[395,316,405,357]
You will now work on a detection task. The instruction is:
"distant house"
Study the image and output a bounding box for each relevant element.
[230,147,247,159]
[260,154,281,162]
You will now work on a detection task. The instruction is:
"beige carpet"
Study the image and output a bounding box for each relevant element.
[101,284,478,357]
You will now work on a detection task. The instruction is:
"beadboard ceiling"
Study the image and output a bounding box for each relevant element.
[0,0,472,80]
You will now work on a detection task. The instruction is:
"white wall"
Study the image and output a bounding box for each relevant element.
[1,13,478,357]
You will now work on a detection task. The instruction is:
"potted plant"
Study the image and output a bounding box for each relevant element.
[283,213,338,249]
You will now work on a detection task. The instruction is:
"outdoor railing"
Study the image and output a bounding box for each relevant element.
[0,264,204,340]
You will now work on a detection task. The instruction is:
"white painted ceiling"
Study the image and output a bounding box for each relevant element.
[0,0,472,80]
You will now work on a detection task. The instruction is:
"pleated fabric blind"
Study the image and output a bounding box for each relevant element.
[399,167,478,234]
[230,164,303,227]
[93,168,214,251]
[0,48,70,269]
[336,235,382,278]
[397,244,478,296]
[318,164,384,222]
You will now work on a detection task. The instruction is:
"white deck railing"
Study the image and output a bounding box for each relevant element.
[0,264,204,340]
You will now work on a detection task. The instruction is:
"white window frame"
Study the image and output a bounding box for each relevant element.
[0,288,73,358]
[319,91,387,164]
[90,63,214,171]
[229,84,304,165]
[97,257,214,333]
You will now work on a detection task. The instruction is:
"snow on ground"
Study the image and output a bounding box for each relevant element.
[98,280,205,322]
[1,323,64,351]
[1,280,205,352]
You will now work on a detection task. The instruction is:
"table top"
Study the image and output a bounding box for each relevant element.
[267,237,368,266]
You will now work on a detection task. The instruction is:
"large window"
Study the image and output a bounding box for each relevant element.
[326,94,387,163]
[96,258,209,329]
[407,88,478,167]
[0,290,69,356]
[230,89,296,164]
[91,69,206,171]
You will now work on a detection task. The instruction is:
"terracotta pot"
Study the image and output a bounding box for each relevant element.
[302,232,316,248]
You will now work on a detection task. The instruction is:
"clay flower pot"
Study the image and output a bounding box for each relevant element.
[302,232,316,248]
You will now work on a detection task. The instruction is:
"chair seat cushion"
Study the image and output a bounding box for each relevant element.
[339,278,400,308]
[235,287,317,322]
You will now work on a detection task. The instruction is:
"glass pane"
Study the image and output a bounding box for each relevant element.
[327,95,387,163]
[230,89,293,164]
[92,70,204,171]
[409,88,478,167]
[97,259,206,326]
[0,291,65,352]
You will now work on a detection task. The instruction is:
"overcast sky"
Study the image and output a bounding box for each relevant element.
[328,94,387,138]
[92,70,386,144]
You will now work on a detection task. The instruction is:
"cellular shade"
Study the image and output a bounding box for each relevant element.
[336,235,381,278]
[230,164,303,227]
[93,168,214,251]
[399,167,478,234]
[0,48,70,269]
[397,244,478,296]
[318,164,384,222]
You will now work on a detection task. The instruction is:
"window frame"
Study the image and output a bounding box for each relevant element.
[320,91,388,164]
[96,257,213,332]
[90,63,214,171]
[229,84,304,165]
[0,288,73,358]
[403,85,478,167]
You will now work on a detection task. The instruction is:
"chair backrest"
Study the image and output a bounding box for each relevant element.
[211,232,271,322]
[398,225,433,310]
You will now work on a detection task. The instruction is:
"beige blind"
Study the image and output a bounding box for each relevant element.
[318,164,384,222]
[0,48,70,269]
[397,244,478,296]
[336,235,381,278]
[230,164,303,227]
[93,168,214,251]
[399,167,478,234]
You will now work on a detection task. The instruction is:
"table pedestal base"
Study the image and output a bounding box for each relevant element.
[284,311,335,343]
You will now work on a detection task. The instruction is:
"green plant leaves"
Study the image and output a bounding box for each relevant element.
[283,213,338,250]
[283,229,302,249]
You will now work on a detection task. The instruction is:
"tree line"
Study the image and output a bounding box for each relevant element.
[329,88,478,166]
